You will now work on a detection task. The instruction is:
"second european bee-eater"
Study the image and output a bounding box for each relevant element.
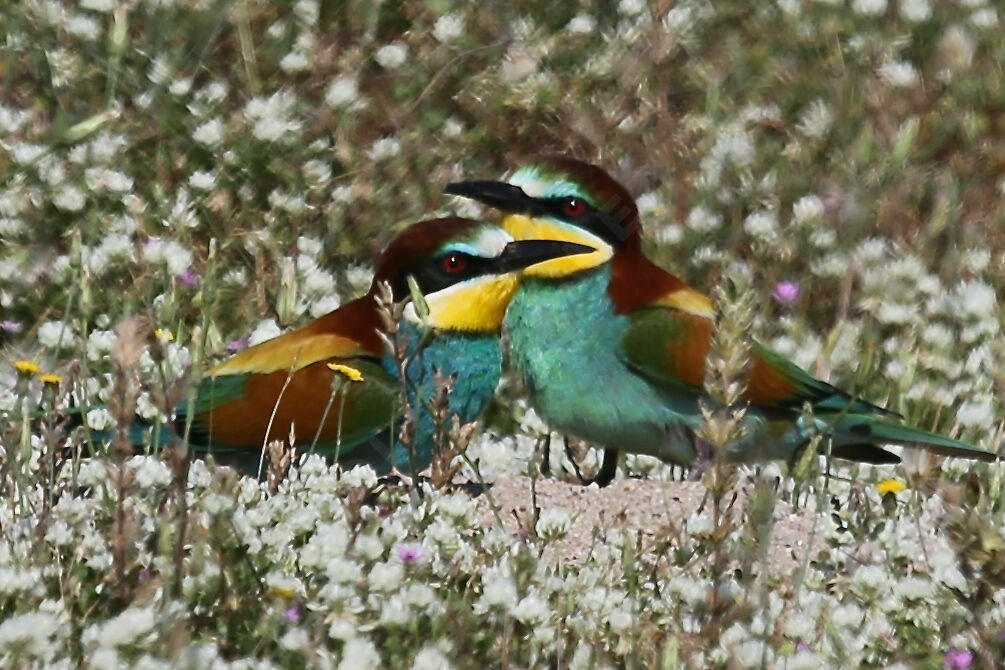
[148,217,591,474]
[446,158,997,484]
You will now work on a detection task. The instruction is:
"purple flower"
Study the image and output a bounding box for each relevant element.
[795,642,809,652]
[0,320,22,333]
[226,335,251,353]
[177,266,200,288]
[772,280,801,305]
[395,543,423,565]
[282,604,301,623]
[945,649,974,670]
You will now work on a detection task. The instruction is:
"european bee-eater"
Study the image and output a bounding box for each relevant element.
[446,158,997,484]
[141,217,592,474]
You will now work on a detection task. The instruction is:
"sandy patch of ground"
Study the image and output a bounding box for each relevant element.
[475,475,825,576]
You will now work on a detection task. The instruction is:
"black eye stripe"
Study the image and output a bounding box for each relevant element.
[391,252,494,299]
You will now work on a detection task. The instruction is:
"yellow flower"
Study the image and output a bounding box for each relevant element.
[40,373,62,385]
[13,360,40,376]
[327,362,364,382]
[877,478,906,495]
[154,328,173,342]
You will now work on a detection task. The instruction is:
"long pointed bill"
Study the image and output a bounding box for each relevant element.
[444,181,534,214]
[496,239,595,273]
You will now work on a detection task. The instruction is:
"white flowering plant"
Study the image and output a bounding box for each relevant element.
[2,0,1004,667]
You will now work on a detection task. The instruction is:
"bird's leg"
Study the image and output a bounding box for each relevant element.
[538,433,552,477]
[563,435,587,483]
[590,449,619,487]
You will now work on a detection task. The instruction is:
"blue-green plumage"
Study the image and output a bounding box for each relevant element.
[505,266,994,466]
[506,266,703,464]
[346,324,501,473]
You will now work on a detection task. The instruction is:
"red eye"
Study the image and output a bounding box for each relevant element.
[563,198,585,217]
[441,254,466,273]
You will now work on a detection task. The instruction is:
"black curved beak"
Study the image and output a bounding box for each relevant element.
[444,180,535,214]
[496,239,595,273]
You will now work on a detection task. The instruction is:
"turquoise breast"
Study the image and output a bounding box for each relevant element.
[504,266,701,465]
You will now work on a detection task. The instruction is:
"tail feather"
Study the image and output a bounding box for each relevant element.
[831,415,998,462]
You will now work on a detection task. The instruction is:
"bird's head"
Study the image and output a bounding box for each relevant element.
[444,156,639,278]
[372,217,593,332]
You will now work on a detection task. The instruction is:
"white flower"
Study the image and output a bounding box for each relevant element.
[411,644,452,670]
[244,90,302,142]
[368,137,401,160]
[878,61,919,88]
[962,248,991,273]
[899,0,931,21]
[88,233,135,274]
[652,223,683,245]
[476,438,514,475]
[39,320,72,348]
[8,142,46,165]
[344,265,374,294]
[635,191,662,217]
[970,8,998,29]
[89,648,119,670]
[0,104,30,134]
[405,583,435,609]
[67,14,102,40]
[511,594,549,625]
[743,210,778,241]
[310,294,341,317]
[442,117,464,138]
[375,42,408,69]
[567,13,596,33]
[896,576,934,600]
[535,507,571,539]
[956,279,997,318]
[353,533,385,561]
[95,607,156,647]
[368,561,404,592]
[797,99,833,139]
[326,557,361,583]
[303,159,332,186]
[338,637,381,670]
[249,318,281,345]
[0,612,61,659]
[280,50,310,73]
[877,302,913,325]
[53,185,86,212]
[686,205,721,233]
[618,0,646,16]
[81,0,115,13]
[193,117,225,146]
[130,457,172,488]
[957,395,994,428]
[142,238,193,276]
[607,608,633,633]
[478,565,518,610]
[85,167,134,194]
[852,0,887,15]
[325,77,359,108]
[791,194,824,225]
[188,170,216,191]
[86,408,115,431]
[433,13,465,43]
